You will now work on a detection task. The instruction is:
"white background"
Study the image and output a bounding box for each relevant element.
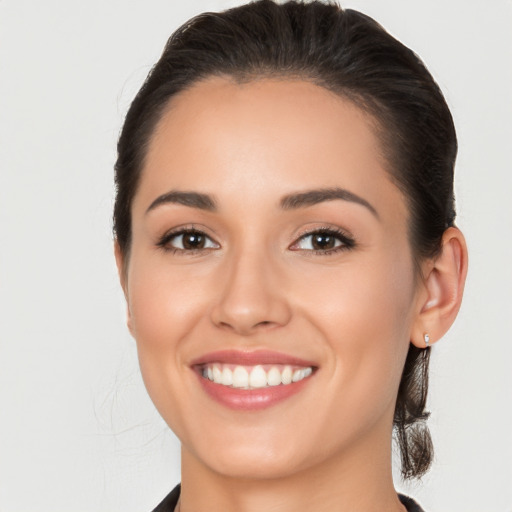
[0,1,511,511]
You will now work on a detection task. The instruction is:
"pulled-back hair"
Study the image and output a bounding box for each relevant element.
[114,0,457,479]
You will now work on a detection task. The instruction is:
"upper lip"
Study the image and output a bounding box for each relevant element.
[190,349,317,367]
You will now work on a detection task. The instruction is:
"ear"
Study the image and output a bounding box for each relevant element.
[410,227,468,348]
[114,240,134,334]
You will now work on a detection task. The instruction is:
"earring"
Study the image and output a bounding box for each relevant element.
[424,333,430,348]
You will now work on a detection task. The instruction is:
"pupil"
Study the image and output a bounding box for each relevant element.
[313,233,334,250]
[183,232,205,249]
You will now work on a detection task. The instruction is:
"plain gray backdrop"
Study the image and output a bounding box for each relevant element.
[1,1,511,511]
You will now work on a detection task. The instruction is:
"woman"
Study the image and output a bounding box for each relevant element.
[113,1,467,510]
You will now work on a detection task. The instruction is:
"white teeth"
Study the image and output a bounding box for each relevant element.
[292,368,304,382]
[281,366,292,385]
[232,366,249,388]
[202,363,314,388]
[267,366,282,386]
[221,366,233,386]
[212,365,222,384]
[249,365,267,388]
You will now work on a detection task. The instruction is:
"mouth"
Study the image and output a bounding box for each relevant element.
[198,363,313,389]
[191,350,317,410]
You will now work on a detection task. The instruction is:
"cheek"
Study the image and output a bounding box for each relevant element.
[296,252,416,408]
[300,253,414,334]
[128,250,211,342]
[125,252,212,400]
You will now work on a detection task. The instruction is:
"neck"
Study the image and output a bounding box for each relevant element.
[178,421,406,512]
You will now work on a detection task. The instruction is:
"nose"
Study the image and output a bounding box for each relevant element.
[210,248,292,336]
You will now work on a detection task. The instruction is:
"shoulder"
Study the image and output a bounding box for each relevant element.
[151,484,181,512]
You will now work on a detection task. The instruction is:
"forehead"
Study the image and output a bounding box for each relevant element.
[135,77,407,225]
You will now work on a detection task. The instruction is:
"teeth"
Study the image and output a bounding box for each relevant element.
[212,365,222,384]
[292,369,304,382]
[267,366,281,386]
[249,365,267,388]
[281,366,292,385]
[232,366,249,388]
[201,363,314,388]
[221,366,233,386]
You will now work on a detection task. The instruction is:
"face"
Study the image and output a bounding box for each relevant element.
[120,77,425,479]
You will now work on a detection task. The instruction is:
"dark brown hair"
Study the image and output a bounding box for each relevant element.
[114,0,457,479]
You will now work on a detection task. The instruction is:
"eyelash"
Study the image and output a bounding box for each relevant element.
[156,226,356,256]
[290,227,356,255]
[156,226,219,255]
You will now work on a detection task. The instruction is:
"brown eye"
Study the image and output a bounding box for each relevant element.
[311,233,336,250]
[182,232,206,249]
[162,230,219,251]
[291,229,354,254]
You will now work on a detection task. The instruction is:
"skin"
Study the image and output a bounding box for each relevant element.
[115,77,467,512]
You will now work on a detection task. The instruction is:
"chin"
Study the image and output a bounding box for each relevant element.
[205,450,309,480]
[185,429,328,481]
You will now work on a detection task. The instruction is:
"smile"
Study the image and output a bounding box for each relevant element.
[192,350,318,410]
[201,363,314,389]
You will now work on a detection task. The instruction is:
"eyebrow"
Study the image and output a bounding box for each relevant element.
[145,186,378,218]
[145,190,217,214]
[280,187,379,218]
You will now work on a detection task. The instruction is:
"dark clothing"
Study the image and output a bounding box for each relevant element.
[152,485,181,512]
[398,493,425,511]
[151,484,425,511]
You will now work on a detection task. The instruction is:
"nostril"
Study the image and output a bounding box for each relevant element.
[253,320,278,330]
[217,319,276,334]
[210,288,293,334]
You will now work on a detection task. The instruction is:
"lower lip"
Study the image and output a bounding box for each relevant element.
[196,372,313,411]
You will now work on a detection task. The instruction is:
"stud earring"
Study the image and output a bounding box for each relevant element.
[424,333,430,348]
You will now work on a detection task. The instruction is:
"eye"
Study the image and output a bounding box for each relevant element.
[158,229,219,252]
[290,228,355,254]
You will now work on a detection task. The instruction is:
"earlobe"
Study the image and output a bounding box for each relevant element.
[411,227,468,348]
